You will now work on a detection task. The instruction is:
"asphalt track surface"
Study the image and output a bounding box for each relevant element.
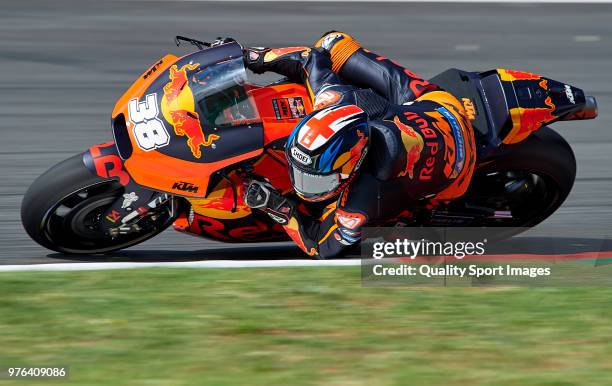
[1,1,611,265]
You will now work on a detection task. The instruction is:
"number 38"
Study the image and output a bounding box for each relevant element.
[128,93,170,151]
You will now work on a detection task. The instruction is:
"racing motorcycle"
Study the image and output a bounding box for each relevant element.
[21,37,598,254]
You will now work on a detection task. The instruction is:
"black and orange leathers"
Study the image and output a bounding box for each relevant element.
[246,32,476,258]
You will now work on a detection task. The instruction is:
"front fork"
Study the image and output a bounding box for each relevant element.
[82,141,180,236]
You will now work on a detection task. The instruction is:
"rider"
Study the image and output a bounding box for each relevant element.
[242,32,476,258]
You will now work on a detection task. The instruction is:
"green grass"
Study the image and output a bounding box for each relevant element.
[1,267,612,385]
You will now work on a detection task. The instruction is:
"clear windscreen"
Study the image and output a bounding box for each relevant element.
[191,57,260,128]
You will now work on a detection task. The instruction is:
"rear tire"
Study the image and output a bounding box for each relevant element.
[465,127,576,231]
[21,154,173,254]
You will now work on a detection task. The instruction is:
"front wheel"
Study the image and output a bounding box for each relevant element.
[21,154,174,254]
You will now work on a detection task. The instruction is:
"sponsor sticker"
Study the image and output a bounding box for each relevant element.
[128,93,170,152]
[291,146,312,165]
[314,90,342,110]
[121,192,139,209]
[272,97,306,120]
[437,107,465,179]
[267,211,288,224]
[461,98,477,120]
[105,209,122,223]
[335,209,366,230]
[565,85,576,104]
[172,181,199,193]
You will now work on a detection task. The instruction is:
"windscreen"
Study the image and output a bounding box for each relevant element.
[117,43,265,197]
[191,57,260,129]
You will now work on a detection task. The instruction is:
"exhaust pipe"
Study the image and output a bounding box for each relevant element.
[564,96,598,121]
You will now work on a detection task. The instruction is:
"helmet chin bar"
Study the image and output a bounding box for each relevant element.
[296,173,353,203]
[298,189,339,203]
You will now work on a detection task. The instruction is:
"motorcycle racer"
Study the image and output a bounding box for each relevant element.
[243,32,477,258]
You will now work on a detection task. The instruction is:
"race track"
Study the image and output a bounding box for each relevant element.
[1,1,611,264]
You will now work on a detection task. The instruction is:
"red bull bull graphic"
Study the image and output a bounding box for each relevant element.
[498,69,542,82]
[494,69,560,145]
[161,63,220,159]
[392,116,424,179]
[504,96,557,145]
[188,172,251,220]
[333,129,368,176]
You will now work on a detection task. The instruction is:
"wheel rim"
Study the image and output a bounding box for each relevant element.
[42,181,173,254]
[466,170,561,226]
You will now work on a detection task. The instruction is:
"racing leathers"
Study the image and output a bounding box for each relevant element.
[244,32,477,258]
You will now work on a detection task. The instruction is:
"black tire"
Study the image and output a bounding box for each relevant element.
[21,154,173,254]
[465,127,576,233]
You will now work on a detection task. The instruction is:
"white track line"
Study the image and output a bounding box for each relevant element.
[454,44,481,52]
[147,0,612,3]
[0,259,363,272]
[574,35,602,42]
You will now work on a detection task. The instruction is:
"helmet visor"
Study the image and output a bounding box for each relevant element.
[291,167,341,197]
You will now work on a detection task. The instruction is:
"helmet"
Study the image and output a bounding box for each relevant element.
[285,104,370,202]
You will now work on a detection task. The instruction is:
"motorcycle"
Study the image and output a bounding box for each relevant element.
[21,37,598,254]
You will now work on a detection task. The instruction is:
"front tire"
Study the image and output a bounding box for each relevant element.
[21,154,174,254]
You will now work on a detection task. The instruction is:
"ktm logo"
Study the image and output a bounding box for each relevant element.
[462,98,476,120]
[143,59,163,80]
[172,181,199,193]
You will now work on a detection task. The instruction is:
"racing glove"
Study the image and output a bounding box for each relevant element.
[243,47,271,74]
[211,37,237,47]
[244,180,294,225]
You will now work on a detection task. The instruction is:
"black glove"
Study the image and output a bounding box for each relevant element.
[243,47,271,74]
[244,180,294,225]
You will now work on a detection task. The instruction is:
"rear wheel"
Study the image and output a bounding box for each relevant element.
[462,127,576,229]
[21,154,174,254]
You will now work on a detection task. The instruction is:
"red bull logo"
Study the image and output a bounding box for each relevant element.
[504,97,556,144]
[498,69,542,82]
[161,63,220,159]
[336,129,368,176]
[393,116,424,179]
[189,174,251,220]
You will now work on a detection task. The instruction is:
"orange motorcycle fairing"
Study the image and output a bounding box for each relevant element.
[249,83,313,145]
[124,148,263,198]
[171,83,311,241]
[494,68,582,145]
[111,43,265,198]
[111,54,178,119]
[111,43,312,200]
[174,209,290,243]
[107,42,316,242]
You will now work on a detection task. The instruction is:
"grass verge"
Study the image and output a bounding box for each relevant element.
[1,267,612,385]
